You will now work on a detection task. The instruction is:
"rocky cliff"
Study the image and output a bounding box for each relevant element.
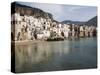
[85,16,97,27]
[11,2,53,20]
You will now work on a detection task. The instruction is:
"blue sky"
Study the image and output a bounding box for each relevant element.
[18,2,97,22]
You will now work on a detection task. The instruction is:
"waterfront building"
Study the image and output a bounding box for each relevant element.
[11,12,97,41]
[80,26,85,37]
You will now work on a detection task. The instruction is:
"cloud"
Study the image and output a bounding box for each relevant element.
[66,7,81,12]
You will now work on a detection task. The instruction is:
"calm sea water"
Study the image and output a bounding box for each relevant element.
[14,37,97,73]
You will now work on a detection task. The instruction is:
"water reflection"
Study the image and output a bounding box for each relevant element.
[13,37,97,73]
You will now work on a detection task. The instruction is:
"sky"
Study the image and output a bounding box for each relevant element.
[18,2,97,22]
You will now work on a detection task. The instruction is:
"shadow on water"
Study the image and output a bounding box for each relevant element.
[12,37,97,73]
